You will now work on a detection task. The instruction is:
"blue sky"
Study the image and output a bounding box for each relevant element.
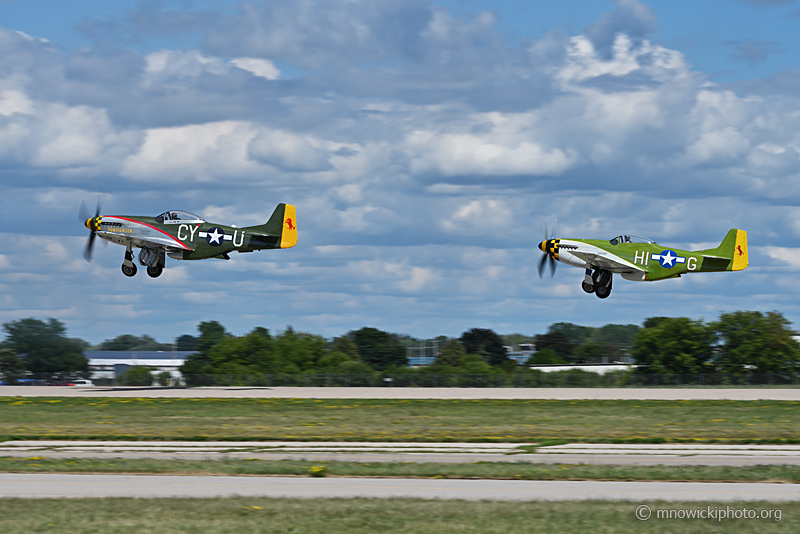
[2,0,800,345]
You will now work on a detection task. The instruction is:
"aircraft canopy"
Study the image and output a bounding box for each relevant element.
[609,235,655,245]
[155,211,205,223]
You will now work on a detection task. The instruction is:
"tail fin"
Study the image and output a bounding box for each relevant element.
[245,203,297,249]
[696,229,748,272]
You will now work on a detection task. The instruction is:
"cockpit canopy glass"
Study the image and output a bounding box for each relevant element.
[609,234,656,245]
[155,211,205,223]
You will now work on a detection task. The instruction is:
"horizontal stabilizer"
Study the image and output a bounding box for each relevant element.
[696,229,747,272]
[242,203,297,249]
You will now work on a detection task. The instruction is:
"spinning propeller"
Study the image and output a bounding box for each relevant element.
[537,224,558,278]
[79,191,106,262]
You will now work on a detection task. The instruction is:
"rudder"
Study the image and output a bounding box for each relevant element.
[731,229,748,271]
[246,203,298,249]
[698,229,747,271]
[280,204,297,249]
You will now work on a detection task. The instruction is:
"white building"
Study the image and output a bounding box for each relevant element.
[86,351,196,381]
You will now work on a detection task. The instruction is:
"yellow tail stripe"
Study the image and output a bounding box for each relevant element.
[280,204,298,249]
[731,230,748,271]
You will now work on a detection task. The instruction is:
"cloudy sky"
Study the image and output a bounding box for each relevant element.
[2,0,800,345]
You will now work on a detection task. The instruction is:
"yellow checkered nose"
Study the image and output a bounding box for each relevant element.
[85,217,101,231]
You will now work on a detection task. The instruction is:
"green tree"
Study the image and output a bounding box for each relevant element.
[208,329,276,375]
[591,324,640,348]
[632,317,715,374]
[180,321,231,376]
[176,334,198,351]
[0,348,26,384]
[532,331,574,362]
[528,348,566,365]
[94,334,171,351]
[434,339,467,367]
[2,318,89,375]
[197,321,230,354]
[547,322,594,345]
[272,328,327,372]
[349,327,407,370]
[330,337,361,361]
[459,328,509,367]
[118,365,153,386]
[712,311,800,374]
[316,351,373,373]
[573,341,622,363]
[460,354,492,373]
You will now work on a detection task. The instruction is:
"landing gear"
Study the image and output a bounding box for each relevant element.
[146,264,163,278]
[122,263,137,277]
[592,268,613,299]
[581,268,594,293]
[595,283,611,299]
[139,247,166,278]
[121,247,137,277]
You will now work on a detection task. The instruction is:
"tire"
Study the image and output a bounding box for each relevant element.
[595,285,611,299]
[582,282,595,293]
[147,264,163,278]
[121,263,137,277]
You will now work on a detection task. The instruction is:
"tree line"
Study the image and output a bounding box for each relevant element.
[177,323,515,380]
[1,310,798,383]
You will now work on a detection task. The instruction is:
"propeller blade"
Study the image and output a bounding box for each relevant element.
[78,200,90,222]
[548,255,557,277]
[83,231,96,263]
[80,189,106,263]
[94,190,105,218]
[538,251,548,278]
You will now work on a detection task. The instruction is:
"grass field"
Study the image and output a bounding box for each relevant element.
[2,456,800,483]
[1,397,798,443]
[0,497,795,534]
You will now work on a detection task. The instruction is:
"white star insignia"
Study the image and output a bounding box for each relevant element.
[661,251,675,267]
[207,228,223,245]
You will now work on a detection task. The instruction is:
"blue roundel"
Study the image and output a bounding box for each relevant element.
[653,250,684,268]
[205,227,226,246]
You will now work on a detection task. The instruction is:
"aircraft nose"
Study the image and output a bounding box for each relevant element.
[538,241,546,252]
[85,217,101,231]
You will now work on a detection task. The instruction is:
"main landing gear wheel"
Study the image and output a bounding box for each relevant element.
[121,263,137,277]
[591,268,612,299]
[146,264,163,278]
[581,281,595,293]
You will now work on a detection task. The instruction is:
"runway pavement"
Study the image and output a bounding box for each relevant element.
[3,385,800,400]
[3,440,800,466]
[2,473,799,501]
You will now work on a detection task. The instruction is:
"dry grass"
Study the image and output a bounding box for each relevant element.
[0,497,796,534]
[1,397,799,443]
[1,456,800,483]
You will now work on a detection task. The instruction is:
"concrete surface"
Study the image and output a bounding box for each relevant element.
[2,473,799,501]
[3,386,800,400]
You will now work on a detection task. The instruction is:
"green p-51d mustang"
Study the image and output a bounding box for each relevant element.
[538,229,748,299]
[81,201,297,278]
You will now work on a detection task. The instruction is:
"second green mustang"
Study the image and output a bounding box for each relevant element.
[538,229,748,299]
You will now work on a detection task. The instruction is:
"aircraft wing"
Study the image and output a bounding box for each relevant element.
[560,240,644,275]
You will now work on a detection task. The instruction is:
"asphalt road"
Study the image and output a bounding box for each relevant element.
[3,473,799,501]
[4,386,800,400]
